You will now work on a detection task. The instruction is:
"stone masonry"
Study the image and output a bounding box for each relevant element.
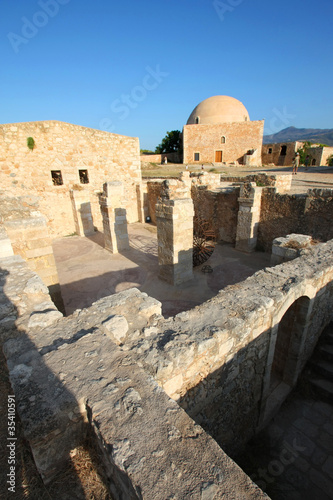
[183,120,264,165]
[235,182,262,252]
[99,181,130,253]
[0,255,267,499]
[70,189,95,237]
[0,121,142,236]
[156,198,194,285]
[271,233,314,265]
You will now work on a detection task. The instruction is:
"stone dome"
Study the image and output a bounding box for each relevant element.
[186,95,250,125]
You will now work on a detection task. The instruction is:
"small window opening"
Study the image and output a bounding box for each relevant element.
[312,159,316,166]
[195,116,200,124]
[221,136,226,144]
[51,170,63,186]
[280,145,287,156]
[79,169,89,184]
[194,152,200,161]
[268,147,273,154]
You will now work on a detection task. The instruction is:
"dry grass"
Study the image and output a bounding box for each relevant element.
[0,349,112,500]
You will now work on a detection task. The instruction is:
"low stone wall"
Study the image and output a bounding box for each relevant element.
[123,240,333,456]
[140,152,181,164]
[221,173,292,193]
[258,188,333,252]
[271,234,314,265]
[0,256,266,499]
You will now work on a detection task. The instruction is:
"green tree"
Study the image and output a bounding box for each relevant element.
[326,154,333,166]
[297,141,312,164]
[155,130,182,154]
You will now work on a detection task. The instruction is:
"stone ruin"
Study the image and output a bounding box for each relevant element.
[2,155,333,497]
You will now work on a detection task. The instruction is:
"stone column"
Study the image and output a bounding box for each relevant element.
[70,190,94,237]
[156,198,194,285]
[0,227,14,259]
[100,182,130,254]
[136,183,145,223]
[235,182,262,253]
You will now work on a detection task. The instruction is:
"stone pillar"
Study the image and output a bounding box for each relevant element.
[0,227,14,259]
[156,198,194,285]
[70,190,94,237]
[100,182,130,253]
[136,183,145,223]
[3,216,64,312]
[235,182,262,253]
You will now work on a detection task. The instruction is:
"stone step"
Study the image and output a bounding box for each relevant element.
[310,359,333,382]
[318,344,333,362]
[309,378,333,403]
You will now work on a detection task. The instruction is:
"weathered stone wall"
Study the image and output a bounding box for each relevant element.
[262,142,303,166]
[144,180,164,224]
[124,240,333,456]
[258,188,333,251]
[192,186,239,243]
[183,120,264,165]
[140,152,181,164]
[222,172,292,194]
[0,256,266,499]
[307,146,333,166]
[0,121,141,236]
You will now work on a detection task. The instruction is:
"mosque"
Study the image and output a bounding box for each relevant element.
[182,95,264,166]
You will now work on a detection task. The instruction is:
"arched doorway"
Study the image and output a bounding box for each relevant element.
[270,296,311,389]
[260,296,312,427]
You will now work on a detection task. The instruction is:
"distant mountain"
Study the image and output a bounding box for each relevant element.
[263,126,333,146]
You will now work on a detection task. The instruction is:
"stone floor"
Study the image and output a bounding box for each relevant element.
[236,384,333,499]
[52,223,271,317]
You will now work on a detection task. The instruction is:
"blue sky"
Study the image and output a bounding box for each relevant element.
[1,0,333,150]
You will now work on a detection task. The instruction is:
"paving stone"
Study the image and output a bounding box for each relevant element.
[323,421,333,437]
[293,417,319,439]
[284,429,316,458]
[313,400,333,417]
[294,456,311,473]
[322,455,333,477]
[318,431,333,453]
[312,448,328,467]
[302,406,327,426]
[309,468,333,497]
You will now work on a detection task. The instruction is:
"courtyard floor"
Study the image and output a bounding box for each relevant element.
[52,223,271,317]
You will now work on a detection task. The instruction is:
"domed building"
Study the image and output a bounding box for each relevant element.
[183,95,264,165]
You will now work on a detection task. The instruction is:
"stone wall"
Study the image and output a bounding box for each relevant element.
[307,146,333,166]
[222,172,292,194]
[258,188,333,252]
[262,142,303,166]
[192,186,239,243]
[183,120,264,165]
[0,121,141,236]
[0,255,266,499]
[140,152,181,164]
[124,240,333,456]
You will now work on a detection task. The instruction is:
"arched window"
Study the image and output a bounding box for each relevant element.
[195,116,200,124]
[280,145,287,156]
[312,159,316,166]
[268,148,272,154]
[221,136,226,144]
